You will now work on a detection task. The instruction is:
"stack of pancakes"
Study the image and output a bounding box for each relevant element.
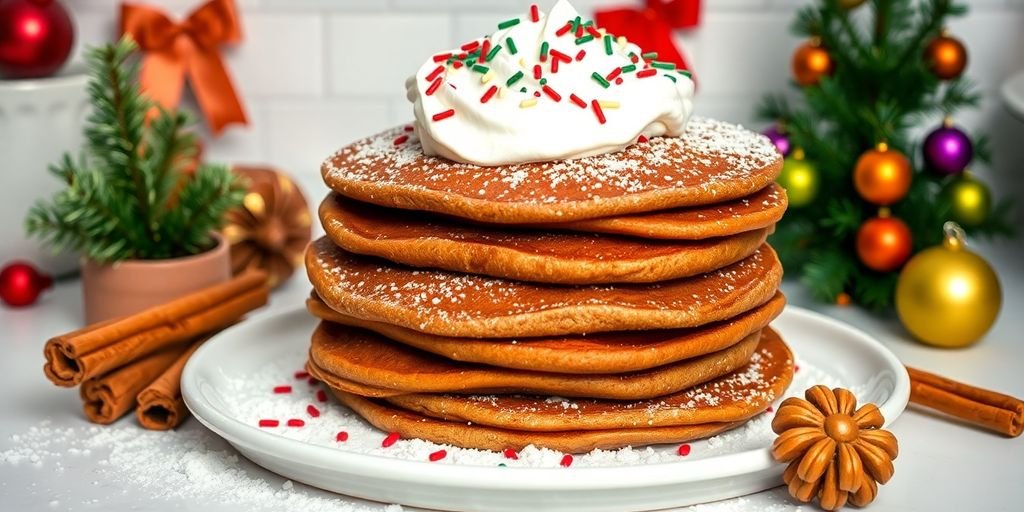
[304,117,794,453]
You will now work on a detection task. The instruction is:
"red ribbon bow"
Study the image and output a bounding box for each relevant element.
[595,0,700,79]
[120,0,248,135]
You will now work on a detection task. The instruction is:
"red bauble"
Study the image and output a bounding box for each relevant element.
[0,0,74,79]
[856,215,913,272]
[0,261,52,307]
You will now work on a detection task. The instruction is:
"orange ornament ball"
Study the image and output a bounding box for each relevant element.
[856,214,913,272]
[924,32,967,80]
[792,40,832,86]
[853,143,913,205]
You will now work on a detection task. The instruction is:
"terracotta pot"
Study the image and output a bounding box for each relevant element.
[80,234,231,324]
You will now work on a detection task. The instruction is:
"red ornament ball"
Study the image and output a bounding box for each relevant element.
[792,40,832,86]
[924,31,967,81]
[0,0,74,79]
[0,261,53,307]
[856,215,913,273]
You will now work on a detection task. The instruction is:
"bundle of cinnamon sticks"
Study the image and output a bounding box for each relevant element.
[907,366,1023,437]
[43,271,269,430]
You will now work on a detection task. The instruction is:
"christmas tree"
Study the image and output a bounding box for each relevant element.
[758,0,1013,310]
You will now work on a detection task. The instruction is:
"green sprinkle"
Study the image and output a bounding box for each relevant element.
[642,52,659,60]
[520,86,528,93]
[591,72,610,88]
[466,50,481,61]
[471,64,489,74]
[663,73,677,82]
[651,60,675,70]
[540,41,549,60]
[485,44,502,62]
[575,35,594,45]
[506,37,518,55]
[498,463,507,467]
[497,18,520,30]
[677,69,692,78]
[603,35,613,55]
[620,64,636,73]
[583,20,594,27]
[506,71,524,87]
[628,51,638,60]
[539,77,548,85]
[571,16,581,32]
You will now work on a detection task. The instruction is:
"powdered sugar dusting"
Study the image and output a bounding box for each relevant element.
[322,117,780,207]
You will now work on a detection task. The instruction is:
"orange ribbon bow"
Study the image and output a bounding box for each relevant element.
[121,0,248,135]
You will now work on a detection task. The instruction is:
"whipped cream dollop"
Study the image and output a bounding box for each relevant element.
[407,0,695,166]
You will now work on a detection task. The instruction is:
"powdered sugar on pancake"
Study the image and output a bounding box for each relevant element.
[322,117,781,209]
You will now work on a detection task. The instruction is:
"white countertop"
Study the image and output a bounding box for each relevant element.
[2,240,1023,512]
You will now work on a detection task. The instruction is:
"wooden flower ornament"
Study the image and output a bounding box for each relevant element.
[771,386,898,510]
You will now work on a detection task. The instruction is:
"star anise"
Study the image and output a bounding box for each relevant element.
[771,385,899,510]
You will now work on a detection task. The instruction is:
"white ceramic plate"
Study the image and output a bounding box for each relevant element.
[182,306,909,512]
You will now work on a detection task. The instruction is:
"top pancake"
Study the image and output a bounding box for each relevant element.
[321,117,782,224]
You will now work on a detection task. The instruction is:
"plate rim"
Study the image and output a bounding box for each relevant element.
[182,305,910,491]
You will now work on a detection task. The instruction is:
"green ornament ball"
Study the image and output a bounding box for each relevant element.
[943,173,991,226]
[776,149,819,208]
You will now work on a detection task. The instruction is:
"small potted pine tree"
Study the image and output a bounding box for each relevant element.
[26,38,244,323]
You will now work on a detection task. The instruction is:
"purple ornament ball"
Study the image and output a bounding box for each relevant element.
[763,125,791,157]
[923,124,973,175]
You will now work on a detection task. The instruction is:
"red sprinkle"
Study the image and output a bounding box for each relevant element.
[432,109,455,122]
[393,135,409,145]
[637,134,649,143]
[429,450,447,462]
[460,40,480,52]
[478,40,491,63]
[606,67,622,81]
[287,419,305,427]
[457,52,468,59]
[795,365,801,373]
[533,91,541,97]
[307,404,321,418]
[766,405,774,413]
[480,85,498,103]
[591,99,606,124]
[533,64,542,80]
[637,68,657,78]
[503,448,519,460]
[293,371,309,379]
[555,22,572,37]
[452,61,464,70]
[316,389,328,402]
[382,432,400,448]
[575,49,586,61]
[575,24,584,38]
[273,385,292,394]
[432,52,452,63]
[677,444,692,456]
[615,77,623,85]
[569,93,587,108]
[404,125,414,132]
[560,454,574,467]
[425,77,443,96]
[426,65,445,82]
[630,53,640,63]
[550,49,572,63]
[587,26,602,39]
[335,431,349,442]
[258,419,279,428]
[542,85,562,102]
[530,4,540,22]
[307,377,318,386]
[551,59,560,73]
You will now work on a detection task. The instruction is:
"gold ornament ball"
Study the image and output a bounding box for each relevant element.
[924,32,968,80]
[776,149,819,208]
[896,223,1002,348]
[853,143,913,206]
[942,174,991,227]
[792,40,833,86]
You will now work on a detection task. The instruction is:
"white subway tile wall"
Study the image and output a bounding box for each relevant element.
[65,0,1024,222]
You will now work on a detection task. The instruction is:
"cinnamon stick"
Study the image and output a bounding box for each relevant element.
[906,366,1024,437]
[136,335,210,430]
[80,344,192,424]
[44,271,268,387]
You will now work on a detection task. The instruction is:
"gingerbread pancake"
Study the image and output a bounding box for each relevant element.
[385,327,793,432]
[320,194,771,284]
[306,322,761,400]
[333,389,741,453]
[305,292,785,374]
[306,237,783,338]
[539,183,788,240]
[321,117,782,224]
